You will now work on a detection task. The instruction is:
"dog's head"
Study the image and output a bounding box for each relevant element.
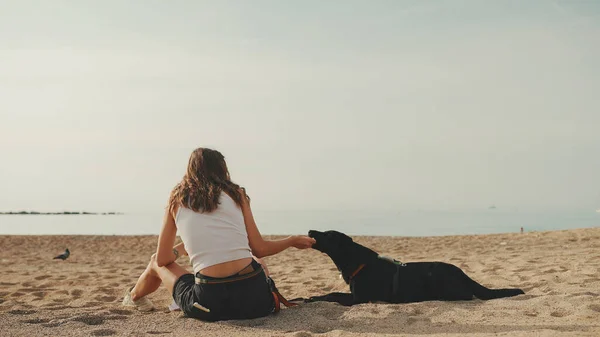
[308,230,354,257]
[309,229,373,283]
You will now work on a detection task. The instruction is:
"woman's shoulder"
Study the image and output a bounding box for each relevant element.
[169,203,180,220]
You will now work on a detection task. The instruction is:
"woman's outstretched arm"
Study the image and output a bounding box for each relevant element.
[240,189,315,258]
[155,207,182,267]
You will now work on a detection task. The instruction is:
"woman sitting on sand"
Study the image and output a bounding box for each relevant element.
[123,148,315,321]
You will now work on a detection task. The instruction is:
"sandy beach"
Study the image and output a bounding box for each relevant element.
[1,228,599,336]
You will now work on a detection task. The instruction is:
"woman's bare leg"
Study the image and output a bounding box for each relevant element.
[131,254,190,301]
[130,262,162,301]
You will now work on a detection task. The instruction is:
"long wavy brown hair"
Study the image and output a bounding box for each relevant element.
[168,148,246,214]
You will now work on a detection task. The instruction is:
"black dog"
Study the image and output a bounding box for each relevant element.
[307,230,524,306]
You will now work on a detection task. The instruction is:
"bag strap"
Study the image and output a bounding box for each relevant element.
[267,277,298,313]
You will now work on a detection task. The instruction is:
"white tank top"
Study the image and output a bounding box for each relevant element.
[175,193,252,273]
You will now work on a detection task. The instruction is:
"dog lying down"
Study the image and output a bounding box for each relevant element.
[307,230,524,306]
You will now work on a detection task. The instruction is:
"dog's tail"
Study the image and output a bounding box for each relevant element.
[464,272,524,300]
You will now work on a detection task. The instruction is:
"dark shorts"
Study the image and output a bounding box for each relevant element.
[172,260,275,321]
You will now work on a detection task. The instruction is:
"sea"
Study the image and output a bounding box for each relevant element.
[0,209,598,237]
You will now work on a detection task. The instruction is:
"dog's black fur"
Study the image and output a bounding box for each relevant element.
[307,230,524,306]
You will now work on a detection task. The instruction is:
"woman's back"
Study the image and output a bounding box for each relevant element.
[175,193,252,274]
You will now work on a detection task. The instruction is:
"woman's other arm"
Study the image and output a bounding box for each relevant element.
[172,241,188,258]
[155,206,182,267]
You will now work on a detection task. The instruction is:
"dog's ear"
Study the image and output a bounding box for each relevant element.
[333,231,354,245]
[327,231,353,240]
[326,231,355,254]
[342,232,354,243]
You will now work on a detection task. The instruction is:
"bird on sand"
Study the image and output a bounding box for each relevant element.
[54,248,70,260]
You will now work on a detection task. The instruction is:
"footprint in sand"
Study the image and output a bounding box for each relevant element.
[405,317,423,325]
[368,307,381,315]
[40,317,69,328]
[108,309,133,315]
[72,314,105,325]
[580,266,598,276]
[82,301,104,308]
[97,287,114,294]
[18,287,55,293]
[524,310,538,317]
[9,309,37,315]
[91,329,116,336]
[71,289,84,298]
[146,331,172,335]
[293,332,313,337]
[22,318,50,324]
[31,291,46,298]
[550,310,570,318]
[119,278,132,284]
[408,308,423,316]
[94,295,117,302]
[43,305,71,311]
[482,266,502,273]
[105,314,128,321]
[570,292,599,297]
[589,304,600,312]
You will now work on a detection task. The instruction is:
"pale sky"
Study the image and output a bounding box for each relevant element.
[0,0,599,213]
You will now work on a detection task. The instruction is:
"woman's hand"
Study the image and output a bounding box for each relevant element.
[291,235,316,249]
